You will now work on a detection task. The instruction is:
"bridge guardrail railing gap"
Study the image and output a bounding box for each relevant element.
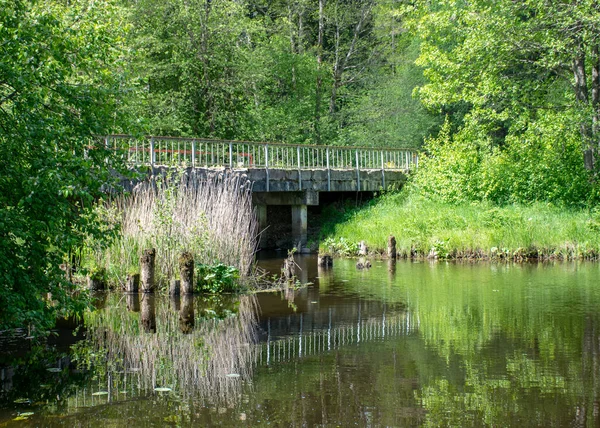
[103,135,419,172]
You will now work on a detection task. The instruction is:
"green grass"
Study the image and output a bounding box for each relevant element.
[319,192,600,260]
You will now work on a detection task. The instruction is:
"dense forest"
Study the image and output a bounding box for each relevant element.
[2,0,600,328]
[119,0,439,147]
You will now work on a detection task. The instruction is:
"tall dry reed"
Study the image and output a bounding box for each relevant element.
[92,170,259,285]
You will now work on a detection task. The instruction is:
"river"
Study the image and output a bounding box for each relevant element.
[1,255,600,426]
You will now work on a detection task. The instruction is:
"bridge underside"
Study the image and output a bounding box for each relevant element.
[247,168,407,250]
[123,166,408,251]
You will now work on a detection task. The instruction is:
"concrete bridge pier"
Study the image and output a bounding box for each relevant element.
[256,204,268,248]
[291,204,307,249]
[253,190,318,251]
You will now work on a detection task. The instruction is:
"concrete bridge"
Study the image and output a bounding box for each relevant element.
[105,135,418,249]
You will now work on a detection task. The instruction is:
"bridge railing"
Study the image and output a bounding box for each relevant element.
[104,135,419,171]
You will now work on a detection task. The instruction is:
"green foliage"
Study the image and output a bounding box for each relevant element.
[0,0,129,330]
[337,37,440,148]
[410,0,599,206]
[195,263,240,294]
[413,113,594,206]
[121,0,424,148]
[322,237,359,257]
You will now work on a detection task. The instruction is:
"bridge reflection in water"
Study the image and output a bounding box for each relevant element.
[256,307,414,366]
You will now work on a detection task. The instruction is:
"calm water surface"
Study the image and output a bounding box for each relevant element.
[2,256,600,426]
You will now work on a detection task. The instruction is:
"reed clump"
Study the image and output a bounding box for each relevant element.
[86,170,258,287]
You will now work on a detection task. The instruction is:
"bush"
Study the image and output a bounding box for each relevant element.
[413,112,595,207]
[195,263,240,294]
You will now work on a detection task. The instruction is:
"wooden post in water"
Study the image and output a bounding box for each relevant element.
[140,249,156,293]
[125,274,139,293]
[358,241,368,256]
[87,277,106,291]
[317,254,333,267]
[282,252,296,280]
[179,252,194,294]
[387,235,397,259]
[88,268,106,291]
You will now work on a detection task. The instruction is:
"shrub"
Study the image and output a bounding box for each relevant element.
[196,263,240,294]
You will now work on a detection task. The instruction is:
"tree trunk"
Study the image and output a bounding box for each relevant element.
[573,48,595,170]
[314,0,325,144]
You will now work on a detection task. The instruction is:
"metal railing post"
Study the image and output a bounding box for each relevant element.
[191,140,196,167]
[229,141,233,168]
[297,145,302,191]
[326,147,331,191]
[381,150,385,189]
[265,144,270,192]
[150,137,155,168]
[356,150,360,192]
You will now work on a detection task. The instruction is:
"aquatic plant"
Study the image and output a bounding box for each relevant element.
[196,263,240,293]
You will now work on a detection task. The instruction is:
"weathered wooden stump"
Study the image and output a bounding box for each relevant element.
[388,235,397,259]
[141,294,156,333]
[140,249,156,293]
[317,254,333,267]
[125,273,140,293]
[282,255,296,280]
[179,294,194,334]
[169,279,181,296]
[358,241,368,256]
[179,252,194,294]
[87,277,106,291]
[88,268,106,292]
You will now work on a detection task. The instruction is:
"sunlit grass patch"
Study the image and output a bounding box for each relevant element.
[319,192,600,260]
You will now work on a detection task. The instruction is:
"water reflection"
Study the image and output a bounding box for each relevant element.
[140,293,156,333]
[179,294,194,333]
[81,293,259,407]
[126,292,140,312]
[6,259,600,426]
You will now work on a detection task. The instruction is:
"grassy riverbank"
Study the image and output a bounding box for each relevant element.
[319,192,600,260]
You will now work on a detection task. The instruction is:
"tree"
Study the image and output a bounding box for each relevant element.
[411,0,600,205]
[0,0,128,330]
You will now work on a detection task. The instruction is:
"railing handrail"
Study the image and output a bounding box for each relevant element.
[103,134,421,153]
[104,134,419,176]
